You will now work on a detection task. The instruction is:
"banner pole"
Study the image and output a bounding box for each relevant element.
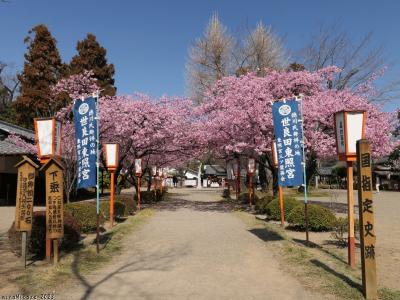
[298,95,309,245]
[95,91,100,253]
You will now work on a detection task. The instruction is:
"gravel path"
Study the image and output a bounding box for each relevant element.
[62,188,318,300]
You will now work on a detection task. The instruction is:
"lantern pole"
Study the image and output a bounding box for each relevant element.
[334,110,365,268]
[248,171,253,205]
[152,167,157,195]
[298,95,309,245]
[135,160,142,210]
[347,160,356,267]
[95,91,100,253]
[248,158,255,206]
[109,169,115,227]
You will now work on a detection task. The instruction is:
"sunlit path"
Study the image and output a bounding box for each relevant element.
[60,189,318,300]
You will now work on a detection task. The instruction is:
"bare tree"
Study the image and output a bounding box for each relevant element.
[235,22,287,76]
[186,13,234,104]
[299,23,400,102]
[186,16,288,103]
[0,62,19,109]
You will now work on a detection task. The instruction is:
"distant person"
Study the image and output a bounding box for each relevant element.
[375,177,380,193]
[173,175,178,187]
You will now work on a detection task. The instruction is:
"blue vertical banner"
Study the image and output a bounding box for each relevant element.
[272,99,304,186]
[73,97,97,189]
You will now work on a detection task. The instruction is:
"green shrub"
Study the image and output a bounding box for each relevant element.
[115,194,137,215]
[65,202,104,233]
[222,189,231,199]
[287,204,336,231]
[99,200,126,219]
[8,210,81,259]
[255,196,273,214]
[331,217,360,247]
[135,190,166,203]
[238,192,250,203]
[266,196,301,221]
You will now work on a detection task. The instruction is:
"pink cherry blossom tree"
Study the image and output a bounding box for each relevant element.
[52,72,201,195]
[199,67,397,187]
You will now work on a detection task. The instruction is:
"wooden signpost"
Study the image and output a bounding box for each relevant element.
[40,158,64,264]
[356,140,377,299]
[14,156,38,268]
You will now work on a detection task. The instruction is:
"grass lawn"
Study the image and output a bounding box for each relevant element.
[14,209,154,295]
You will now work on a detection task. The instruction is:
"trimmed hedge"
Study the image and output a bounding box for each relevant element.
[99,200,126,219]
[238,192,258,204]
[65,202,104,233]
[266,196,301,221]
[255,196,273,214]
[8,210,81,259]
[287,204,336,231]
[135,190,166,203]
[115,194,137,215]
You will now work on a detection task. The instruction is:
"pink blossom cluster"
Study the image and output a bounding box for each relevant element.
[51,70,98,102]
[13,66,397,182]
[199,67,396,159]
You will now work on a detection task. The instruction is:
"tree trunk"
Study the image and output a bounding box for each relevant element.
[306,151,318,187]
[147,170,152,192]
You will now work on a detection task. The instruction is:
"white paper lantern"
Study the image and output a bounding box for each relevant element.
[34,118,62,161]
[334,111,366,161]
[104,143,119,170]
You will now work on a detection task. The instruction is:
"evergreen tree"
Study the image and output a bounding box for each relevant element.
[69,34,116,96]
[15,24,65,128]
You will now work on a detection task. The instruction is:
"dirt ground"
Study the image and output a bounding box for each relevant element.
[290,188,400,290]
[0,206,46,294]
[56,188,319,300]
[1,188,399,298]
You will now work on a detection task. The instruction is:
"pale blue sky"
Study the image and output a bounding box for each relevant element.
[1,0,399,111]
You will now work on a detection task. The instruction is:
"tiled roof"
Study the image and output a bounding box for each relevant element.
[0,139,30,155]
[0,120,35,141]
[204,164,226,175]
[318,167,333,176]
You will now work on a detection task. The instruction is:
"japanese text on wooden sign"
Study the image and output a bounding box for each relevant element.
[45,162,64,239]
[272,99,304,186]
[15,163,36,231]
[73,97,97,189]
[356,140,377,299]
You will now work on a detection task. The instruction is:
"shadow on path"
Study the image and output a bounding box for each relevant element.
[248,228,284,242]
[71,245,190,300]
[149,193,251,213]
[308,200,359,215]
[310,259,362,292]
